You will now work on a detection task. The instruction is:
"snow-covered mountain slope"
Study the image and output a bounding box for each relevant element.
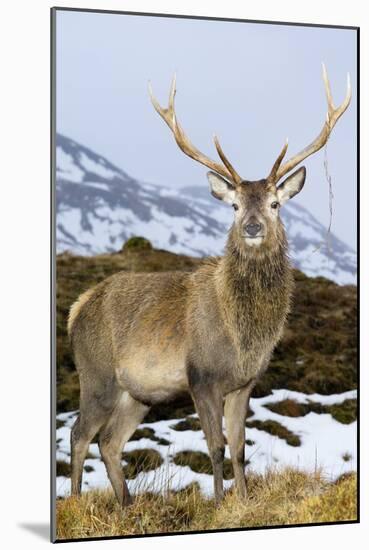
[180,186,357,285]
[56,134,357,285]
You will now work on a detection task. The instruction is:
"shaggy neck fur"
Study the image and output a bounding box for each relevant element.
[216,223,294,368]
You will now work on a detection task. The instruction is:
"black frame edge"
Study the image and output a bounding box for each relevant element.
[51,6,57,544]
[356,25,360,525]
[54,519,359,544]
[51,6,359,30]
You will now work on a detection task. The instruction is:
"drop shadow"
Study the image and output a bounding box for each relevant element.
[18,523,50,541]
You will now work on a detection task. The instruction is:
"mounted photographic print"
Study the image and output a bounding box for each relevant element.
[51,7,359,542]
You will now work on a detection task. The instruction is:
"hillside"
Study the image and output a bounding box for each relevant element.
[56,241,357,503]
[56,241,357,415]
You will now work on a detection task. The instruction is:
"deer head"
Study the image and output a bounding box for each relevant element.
[149,65,351,250]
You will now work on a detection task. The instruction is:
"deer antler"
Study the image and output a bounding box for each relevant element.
[268,63,352,184]
[148,75,243,185]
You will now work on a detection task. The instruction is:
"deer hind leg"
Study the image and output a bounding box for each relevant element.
[191,386,224,505]
[70,373,120,496]
[224,380,255,499]
[70,406,112,496]
[98,392,150,507]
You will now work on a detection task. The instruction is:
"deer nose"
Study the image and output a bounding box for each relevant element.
[245,222,263,237]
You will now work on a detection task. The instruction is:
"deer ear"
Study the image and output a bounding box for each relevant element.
[207,171,236,205]
[276,166,306,205]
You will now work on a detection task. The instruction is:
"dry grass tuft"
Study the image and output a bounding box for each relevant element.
[246,419,301,446]
[122,449,163,479]
[172,451,235,480]
[265,398,357,425]
[56,468,357,540]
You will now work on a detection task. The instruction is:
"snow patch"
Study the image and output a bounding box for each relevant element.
[56,389,357,498]
[56,147,84,183]
[79,152,119,180]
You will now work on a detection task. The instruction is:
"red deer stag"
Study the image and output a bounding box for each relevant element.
[68,65,351,506]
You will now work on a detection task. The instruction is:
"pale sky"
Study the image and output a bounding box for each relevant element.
[56,10,357,250]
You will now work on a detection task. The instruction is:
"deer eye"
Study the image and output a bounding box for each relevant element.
[232,203,239,211]
[271,201,280,209]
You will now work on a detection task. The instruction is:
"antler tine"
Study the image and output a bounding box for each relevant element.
[149,76,242,184]
[267,139,289,183]
[148,76,176,131]
[272,64,352,183]
[213,135,243,184]
[322,63,335,113]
